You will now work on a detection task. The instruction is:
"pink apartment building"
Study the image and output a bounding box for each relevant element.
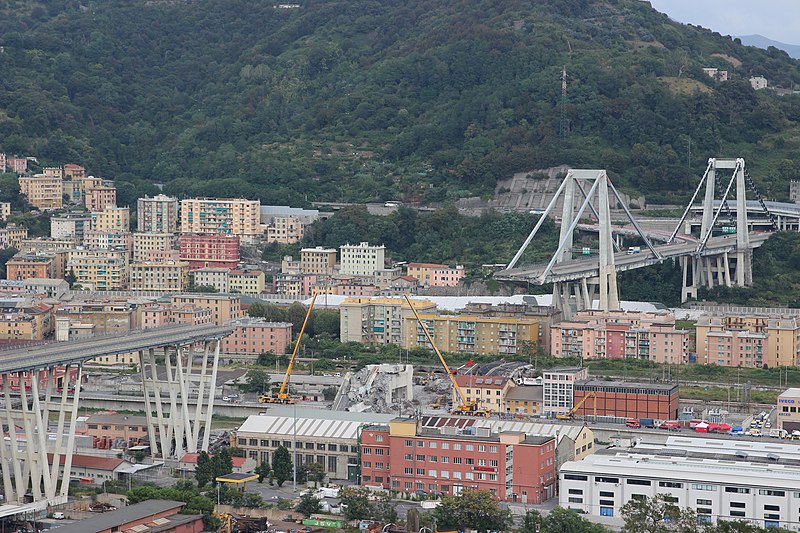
[551,310,691,362]
[406,263,465,288]
[222,319,293,355]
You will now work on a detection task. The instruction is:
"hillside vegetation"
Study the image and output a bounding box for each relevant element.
[1,0,800,206]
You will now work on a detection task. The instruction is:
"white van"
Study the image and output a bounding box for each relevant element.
[53,512,66,520]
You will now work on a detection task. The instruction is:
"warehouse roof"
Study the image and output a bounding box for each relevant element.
[237,408,395,440]
[561,452,800,488]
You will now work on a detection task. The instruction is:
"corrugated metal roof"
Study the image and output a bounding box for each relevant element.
[237,408,394,440]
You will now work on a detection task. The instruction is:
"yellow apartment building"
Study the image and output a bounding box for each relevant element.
[266,215,305,244]
[91,206,130,232]
[67,249,129,290]
[132,233,176,262]
[19,174,63,210]
[170,294,242,325]
[130,261,190,292]
[339,297,437,345]
[179,198,260,237]
[227,270,265,295]
[300,246,336,275]
[403,314,540,356]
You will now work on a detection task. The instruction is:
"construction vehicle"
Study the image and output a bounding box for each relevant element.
[404,294,490,417]
[556,391,597,420]
[258,293,317,404]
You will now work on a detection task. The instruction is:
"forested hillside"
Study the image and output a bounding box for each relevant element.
[1,0,800,205]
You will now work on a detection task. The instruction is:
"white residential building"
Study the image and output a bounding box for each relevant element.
[542,367,588,415]
[560,437,800,529]
[750,76,769,90]
[339,242,385,277]
[192,267,230,293]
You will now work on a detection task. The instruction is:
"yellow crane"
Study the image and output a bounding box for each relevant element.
[556,391,597,420]
[404,294,489,417]
[258,293,317,404]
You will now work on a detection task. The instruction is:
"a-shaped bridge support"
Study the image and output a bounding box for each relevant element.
[669,158,753,301]
[0,364,83,505]
[139,339,221,459]
[505,169,659,318]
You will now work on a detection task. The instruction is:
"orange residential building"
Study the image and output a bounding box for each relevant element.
[5,254,56,280]
[84,185,117,211]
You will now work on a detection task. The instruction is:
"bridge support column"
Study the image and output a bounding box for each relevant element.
[140,340,220,459]
[0,364,81,505]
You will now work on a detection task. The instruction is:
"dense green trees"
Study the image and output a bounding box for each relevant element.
[1,1,800,206]
[431,489,513,533]
[271,445,293,487]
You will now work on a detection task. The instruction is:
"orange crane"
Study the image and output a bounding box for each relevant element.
[556,391,597,420]
[404,294,489,417]
[258,293,317,404]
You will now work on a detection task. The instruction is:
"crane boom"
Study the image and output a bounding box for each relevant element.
[403,293,469,408]
[556,391,596,419]
[278,293,317,397]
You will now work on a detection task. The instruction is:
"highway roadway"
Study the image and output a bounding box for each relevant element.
[0,323,235,374]
[496,232,771,283]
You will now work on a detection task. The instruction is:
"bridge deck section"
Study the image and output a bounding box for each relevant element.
[0,324,234,373]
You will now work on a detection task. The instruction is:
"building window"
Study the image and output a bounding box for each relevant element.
[600,507,614,517]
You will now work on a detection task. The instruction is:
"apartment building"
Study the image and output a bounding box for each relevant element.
[543,367,589,416]
[51,213,91,242]
[0,153,5,172]
[228,270,265,295]
[84,185,117,211]
[138,303,213,329]
[453,376,513,413]
[0,202,10,222]
[361,418,557,503]
[90,206,130,232]
[5,254,56,280]
[82,229,133,252]
[463,303,561,354]
[131,232,176,263]
[178,234,240,270]
[403,313,541,356]
[406,263,465,288]
[19,174,63,210]
[0,224,28,250]
[222,319,293,355]
[551,310,691,363]
[192,267,230,292]
[275,272,317,297]
[339,242,385,277]
[300,247,336,275]
[129,261,190,292]
[6,157,27,174]
[137,194,179,233]
[694,314,800,368]
[561,437,800,528]
[266,215,305,244]
[66,249,129,290]
[179,198,260,237]
[170,294,242,325]
[340,297,437,345]
[55,300,135,335]
[0,309,52,340]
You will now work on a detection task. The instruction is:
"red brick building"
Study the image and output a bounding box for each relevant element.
[178,234,240,270]
[572,380,679,420]
[360,418,556,503]
[222,319,293,355]
[52,499,204,533]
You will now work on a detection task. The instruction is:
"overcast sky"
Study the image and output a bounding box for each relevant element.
[649,0,800,45]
